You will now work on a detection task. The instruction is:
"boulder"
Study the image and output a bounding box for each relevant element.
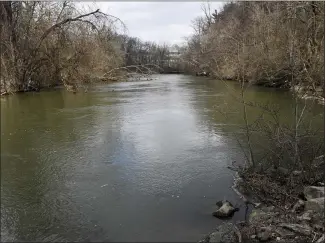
[198,223,238,243]
[297,210,313,222]
[213,200,238,218]
[216,200,223,208]
[279,223,312,236]
[304,197,325,223]
[304,186,325,200]
[304,197,325,212]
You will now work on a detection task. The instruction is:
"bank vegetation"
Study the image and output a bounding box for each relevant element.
[181,1,324,99]
[181,3,325,242]
[0,1,176,94]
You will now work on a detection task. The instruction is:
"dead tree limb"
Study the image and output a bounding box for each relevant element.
[36,9,100,52]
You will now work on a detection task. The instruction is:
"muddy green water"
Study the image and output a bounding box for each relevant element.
[1,75,324,242]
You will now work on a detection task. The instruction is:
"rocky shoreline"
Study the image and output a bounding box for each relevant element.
[199,164,325,243]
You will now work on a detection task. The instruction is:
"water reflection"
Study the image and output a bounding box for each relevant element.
[1,75,324,242]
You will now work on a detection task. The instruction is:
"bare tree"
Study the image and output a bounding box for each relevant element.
[0,1,127,93]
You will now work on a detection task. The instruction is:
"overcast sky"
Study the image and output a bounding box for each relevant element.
[80,2,224,45]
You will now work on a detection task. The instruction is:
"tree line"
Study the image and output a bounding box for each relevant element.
[0,1,180,94]
[1,2,324,95]
[180,2,324,97]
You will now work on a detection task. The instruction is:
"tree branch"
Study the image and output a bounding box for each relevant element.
[38,9,100,49]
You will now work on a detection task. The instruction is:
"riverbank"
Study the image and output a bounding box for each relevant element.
[2,73,324,109]
[184,70,324,106]
[199,155,325,243]
[206,74,325,106]
[293,85,325,106]
[0,72,163,96]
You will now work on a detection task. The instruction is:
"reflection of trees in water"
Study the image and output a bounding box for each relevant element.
[1,78,324,241]
[186,78,324,163]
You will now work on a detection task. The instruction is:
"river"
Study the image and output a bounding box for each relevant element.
[1,75,324,242]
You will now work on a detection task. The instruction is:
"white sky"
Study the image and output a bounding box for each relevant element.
[79,2,224,45]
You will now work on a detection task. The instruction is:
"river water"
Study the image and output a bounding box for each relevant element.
[1,75,324,242]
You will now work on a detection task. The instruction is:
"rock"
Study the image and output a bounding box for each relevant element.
[257,227,272,242]
[276,237,281,241]
[317,235,325,243]
[213,200,238,218]
[216,200,223,208]
[304,197,325,212]
[297,210,312,221]
[292,200,305,213]
[199,223,238,243]
[196,71,209,77]
[279,223,312,236]
[304,186,325,200]
[250,235,256,239]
